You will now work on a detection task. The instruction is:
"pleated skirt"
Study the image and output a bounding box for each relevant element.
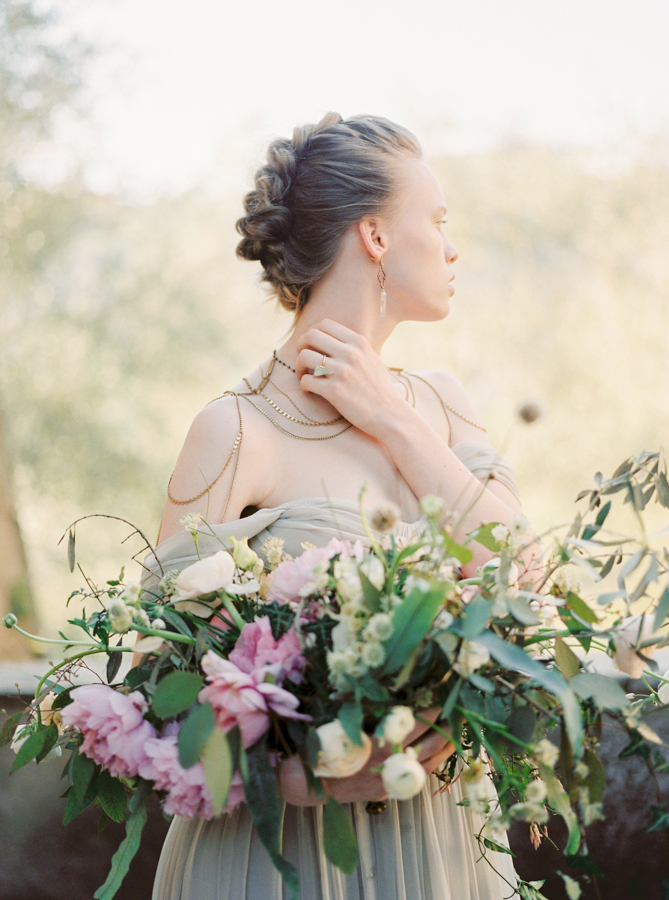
[152,773,517,900]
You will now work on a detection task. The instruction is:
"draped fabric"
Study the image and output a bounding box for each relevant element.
[142,440,520,900]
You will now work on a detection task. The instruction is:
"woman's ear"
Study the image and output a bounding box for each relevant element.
[358,215,389,260]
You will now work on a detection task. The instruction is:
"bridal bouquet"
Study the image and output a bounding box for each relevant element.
[4,450,669,900]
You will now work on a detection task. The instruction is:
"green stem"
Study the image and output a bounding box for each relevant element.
[4,620,101,649]
[133,624,196,645]
[219,593,245,630]
[34,647,135,702]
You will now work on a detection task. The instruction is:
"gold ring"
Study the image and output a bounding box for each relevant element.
[313,354,335,377]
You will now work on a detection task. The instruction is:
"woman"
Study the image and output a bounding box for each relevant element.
[144,112,530,899]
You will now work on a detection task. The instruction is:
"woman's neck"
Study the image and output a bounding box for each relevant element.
[277,262,399,366]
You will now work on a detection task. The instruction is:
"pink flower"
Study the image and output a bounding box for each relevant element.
[266,537,365,604]
[61,683,156,778]
[229,616,305,684]
[139,725,245,819]
[198,651,310,748]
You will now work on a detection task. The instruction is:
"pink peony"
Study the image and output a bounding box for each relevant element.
[198,651,310,748]
[61,683,156,778]
[139,724,245,819]
[266,537,365,604]
[229,616,305,684]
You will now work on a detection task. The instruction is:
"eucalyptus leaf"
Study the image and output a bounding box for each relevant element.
[380,584,446,676]
[338,703,364,748]
[93,796,148,900]
[570,673,629,712]
[153,671,204,719]
[178,702,215,769]
[323,797,360,873]
[201,727,232,815]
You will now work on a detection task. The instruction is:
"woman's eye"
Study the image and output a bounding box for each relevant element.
[439,218,448,225]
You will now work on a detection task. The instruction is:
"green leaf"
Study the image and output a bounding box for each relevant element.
[67,528,76,573]
[201,727,233,816]
[0,711,23,748]
[338,703,364,748]
[566,593,598,625]
[507,595,540,626]
[323,797,360,873]
[656,473,669,508]
[71,750,96,805]
[554,634,580,679]
[458,595,492,640]
[244,740,299,900]
[305,727,321,768]
[442,536,473,565]
[476,631,583,755]
[507,706,537,744]
[93,797,148,899]
[11,727,47,772]
[468,522,502,553]
[359,570,382,613]
[152,671,204,719]
[581,748,605,803]
[647,804,669,833]
[96,771,127,823]
[655,586,669,632]
[380,584,446,676]
[599,554,617,579]
[35,723,59,762]
[178,701,215,768]
[482,836,514,855]
[570,673,629,712]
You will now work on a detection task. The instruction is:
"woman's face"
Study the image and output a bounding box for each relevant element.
[382,155,458,323]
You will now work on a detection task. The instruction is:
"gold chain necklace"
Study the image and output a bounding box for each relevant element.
[160,353,486,539]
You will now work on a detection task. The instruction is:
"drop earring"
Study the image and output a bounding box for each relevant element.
[376,254,387,316]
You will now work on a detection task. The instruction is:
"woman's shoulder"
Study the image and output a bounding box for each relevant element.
[404,368,491,446]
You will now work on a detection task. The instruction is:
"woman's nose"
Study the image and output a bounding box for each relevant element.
[445,240,458,265]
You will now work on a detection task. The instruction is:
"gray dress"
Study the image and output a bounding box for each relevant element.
[140,440,521,900]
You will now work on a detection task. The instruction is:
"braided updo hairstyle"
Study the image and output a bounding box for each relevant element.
[235,112,422,313]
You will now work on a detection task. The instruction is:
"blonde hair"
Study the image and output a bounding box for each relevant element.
[235,112,422,313]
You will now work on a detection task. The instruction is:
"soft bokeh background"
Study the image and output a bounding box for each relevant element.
[1,1,669,897]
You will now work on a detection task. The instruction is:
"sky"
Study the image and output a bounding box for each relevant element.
[33,0,669,201]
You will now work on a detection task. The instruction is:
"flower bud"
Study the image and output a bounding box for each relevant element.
[229,536,260,572]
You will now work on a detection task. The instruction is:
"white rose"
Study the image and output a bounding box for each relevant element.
[313,720,372,778]
[359,555,385,590]
[173,550,236,600]
[382,706,415,746]
[228,536,259,572]
[613,614,658,679]
[381,747,427,800]
[453,640,490,676]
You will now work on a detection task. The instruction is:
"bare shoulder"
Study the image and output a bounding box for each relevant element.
[409,369,491,446]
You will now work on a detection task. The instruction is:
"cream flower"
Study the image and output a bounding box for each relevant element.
[419,495,445,519]
[381,706,415,746]
[381,747,426,800]
[453,640,490,676]
[361,641,385,667]
[362,613,394,642]
[531,738,559,768]
[173,550,236,600]
[313,720,372,778]
[261,536,286,567]
[179,512,203,533]
[106,597,133,633]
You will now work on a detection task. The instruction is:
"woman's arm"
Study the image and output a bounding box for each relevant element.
[295,320,540,577]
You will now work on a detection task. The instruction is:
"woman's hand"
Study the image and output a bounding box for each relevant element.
[294,319,404,438]
[278,706,456,807]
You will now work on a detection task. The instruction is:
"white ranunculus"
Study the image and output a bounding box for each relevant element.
[173,550,236,600]
[453,640,491,676]
[382,706,416,746]
[359,555,385,590]
[612,614,658,679]
[381,747,427,800]
[313,720,372,778]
